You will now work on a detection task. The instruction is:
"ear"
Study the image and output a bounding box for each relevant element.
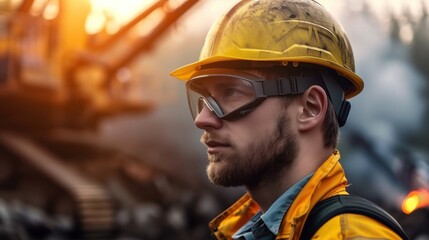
[298,86,328,131]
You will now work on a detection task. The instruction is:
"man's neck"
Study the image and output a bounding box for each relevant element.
[247,148,333,212]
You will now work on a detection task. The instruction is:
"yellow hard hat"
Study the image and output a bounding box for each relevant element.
[171,0,364,99]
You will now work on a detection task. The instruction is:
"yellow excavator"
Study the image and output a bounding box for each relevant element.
[0,0,201,239]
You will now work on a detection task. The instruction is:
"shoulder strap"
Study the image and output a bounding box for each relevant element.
[299,195,409,240]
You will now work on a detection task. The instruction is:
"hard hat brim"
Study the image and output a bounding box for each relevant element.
[171,56,364,99]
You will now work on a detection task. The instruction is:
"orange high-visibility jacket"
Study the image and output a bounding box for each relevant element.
[209,151,402,239]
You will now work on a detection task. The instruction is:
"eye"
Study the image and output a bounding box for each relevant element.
[224,87,241,97]
[219,86,253,103]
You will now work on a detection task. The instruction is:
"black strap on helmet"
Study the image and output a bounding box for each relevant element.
[200,61,352,127]
[319,69,351,127]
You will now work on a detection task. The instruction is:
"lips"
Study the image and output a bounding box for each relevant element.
[204,140,230,154]
[205,140,229,148]
[201,132,232,154]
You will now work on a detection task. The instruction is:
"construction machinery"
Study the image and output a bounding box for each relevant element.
[0,0,203,239]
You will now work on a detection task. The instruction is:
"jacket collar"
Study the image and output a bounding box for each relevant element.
[278,150,348,239]
[209,150,348,240]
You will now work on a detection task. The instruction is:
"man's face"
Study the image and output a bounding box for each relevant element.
[194,71,299,188]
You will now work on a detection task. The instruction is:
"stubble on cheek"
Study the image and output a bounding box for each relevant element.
[205,141,251,187]
[205,115,296,188]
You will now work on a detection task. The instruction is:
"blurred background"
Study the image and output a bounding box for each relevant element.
[0,0,429,239]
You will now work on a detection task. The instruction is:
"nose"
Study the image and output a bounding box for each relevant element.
[194,104,222,130]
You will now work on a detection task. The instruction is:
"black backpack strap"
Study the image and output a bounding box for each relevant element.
[299,195,409,240]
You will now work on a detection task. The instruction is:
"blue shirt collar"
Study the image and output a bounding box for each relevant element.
[232,174,313,239]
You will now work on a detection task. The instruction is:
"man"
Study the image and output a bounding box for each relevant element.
[171,0,406,239]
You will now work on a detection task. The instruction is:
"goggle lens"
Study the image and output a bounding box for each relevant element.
[186,75,258,120]
[185,65,350,126]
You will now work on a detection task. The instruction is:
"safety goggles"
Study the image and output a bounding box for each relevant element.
[186,68,325,121]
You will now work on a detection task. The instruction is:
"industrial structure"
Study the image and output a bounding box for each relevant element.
[0,0,203,239]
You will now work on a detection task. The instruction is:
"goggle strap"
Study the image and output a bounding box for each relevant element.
[261,75,350,127]
[261,76,325,96]
[319,71,350,127]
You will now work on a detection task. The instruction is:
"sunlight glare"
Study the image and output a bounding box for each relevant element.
[30,0,47,16]
[85,11,105,35]
[43,0,59,20]
[86,0,158,34]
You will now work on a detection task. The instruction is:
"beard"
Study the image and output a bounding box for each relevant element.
[202,115,298,188]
